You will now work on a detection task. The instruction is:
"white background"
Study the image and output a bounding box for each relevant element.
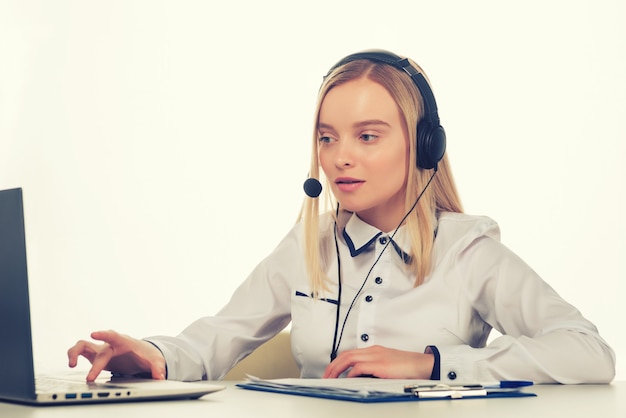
[1,0,624,380]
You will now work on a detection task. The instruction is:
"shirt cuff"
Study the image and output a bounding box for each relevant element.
[425,345,441,380]
[144,339,169,379]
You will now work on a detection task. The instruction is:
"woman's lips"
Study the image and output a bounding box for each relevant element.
[335,177,364,192]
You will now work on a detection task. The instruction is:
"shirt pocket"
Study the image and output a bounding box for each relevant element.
[290,289,340,377]
[295,290,338,305]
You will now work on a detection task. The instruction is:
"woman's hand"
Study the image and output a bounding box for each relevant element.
[67,330,166,382]
[323,345,434,379]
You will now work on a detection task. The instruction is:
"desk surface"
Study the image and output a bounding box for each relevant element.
[1,381,624,418]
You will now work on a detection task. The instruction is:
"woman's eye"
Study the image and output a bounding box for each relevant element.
[360,134,378,142]
[318,136,333,144]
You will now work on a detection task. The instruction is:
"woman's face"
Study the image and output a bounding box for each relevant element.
[318,77,410,232]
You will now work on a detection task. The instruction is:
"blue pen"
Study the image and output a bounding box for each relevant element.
[493,381,534,389]
[481,381,534,393]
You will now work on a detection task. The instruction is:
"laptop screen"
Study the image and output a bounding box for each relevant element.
[0,188,37,401]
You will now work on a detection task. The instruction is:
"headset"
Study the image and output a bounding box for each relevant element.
[324,49,446,170]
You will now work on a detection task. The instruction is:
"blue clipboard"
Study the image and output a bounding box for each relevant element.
[236,380,536,403]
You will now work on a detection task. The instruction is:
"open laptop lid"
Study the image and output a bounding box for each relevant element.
[0,188,224,405]
[0,187,37,403]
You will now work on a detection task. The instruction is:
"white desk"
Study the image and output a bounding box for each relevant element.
[1,381,624,418]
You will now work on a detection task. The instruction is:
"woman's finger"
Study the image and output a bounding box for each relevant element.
[67,340,98,368]
[85,344,114,382]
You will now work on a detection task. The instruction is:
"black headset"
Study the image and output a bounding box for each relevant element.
[325,49,446,170]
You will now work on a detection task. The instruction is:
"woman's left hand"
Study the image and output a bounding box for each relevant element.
[323,345,434,379]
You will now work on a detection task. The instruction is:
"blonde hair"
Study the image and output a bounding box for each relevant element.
[298,57,463,296]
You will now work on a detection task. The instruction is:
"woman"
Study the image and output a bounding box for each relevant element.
[68,50,615,384]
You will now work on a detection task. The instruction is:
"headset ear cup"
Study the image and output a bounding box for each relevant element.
[416,122,446,169]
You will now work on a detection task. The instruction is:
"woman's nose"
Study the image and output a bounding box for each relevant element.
[334,140,354,168]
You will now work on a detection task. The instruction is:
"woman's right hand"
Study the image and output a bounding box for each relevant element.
[67,330,167,382]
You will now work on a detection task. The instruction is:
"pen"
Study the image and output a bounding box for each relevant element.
[403,383,483,393]
[416,388,488,399]
[403,381,533,394]
[491,380,533,389]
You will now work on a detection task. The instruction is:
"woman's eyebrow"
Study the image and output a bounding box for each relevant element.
[353,119,391,128]
[317,120,391,131]
[317,122,334,131]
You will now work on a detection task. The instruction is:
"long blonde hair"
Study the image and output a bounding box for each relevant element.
[298,56,463,295]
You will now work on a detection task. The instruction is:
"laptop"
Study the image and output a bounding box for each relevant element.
[0,187,225,405]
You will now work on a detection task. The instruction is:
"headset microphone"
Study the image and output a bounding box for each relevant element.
[303,178,323,198]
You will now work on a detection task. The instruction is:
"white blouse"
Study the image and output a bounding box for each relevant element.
[147,211,615,384]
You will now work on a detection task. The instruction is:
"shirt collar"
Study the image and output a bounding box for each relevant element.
[342,213,413,264]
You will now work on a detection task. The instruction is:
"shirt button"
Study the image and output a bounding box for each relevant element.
[447,371,457,380]
[365,295,373,302]
[361,333,369,342]
[379,236,388,245]
[375,277,383,285]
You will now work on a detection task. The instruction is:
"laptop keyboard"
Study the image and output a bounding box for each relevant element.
[37,377,101,391]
